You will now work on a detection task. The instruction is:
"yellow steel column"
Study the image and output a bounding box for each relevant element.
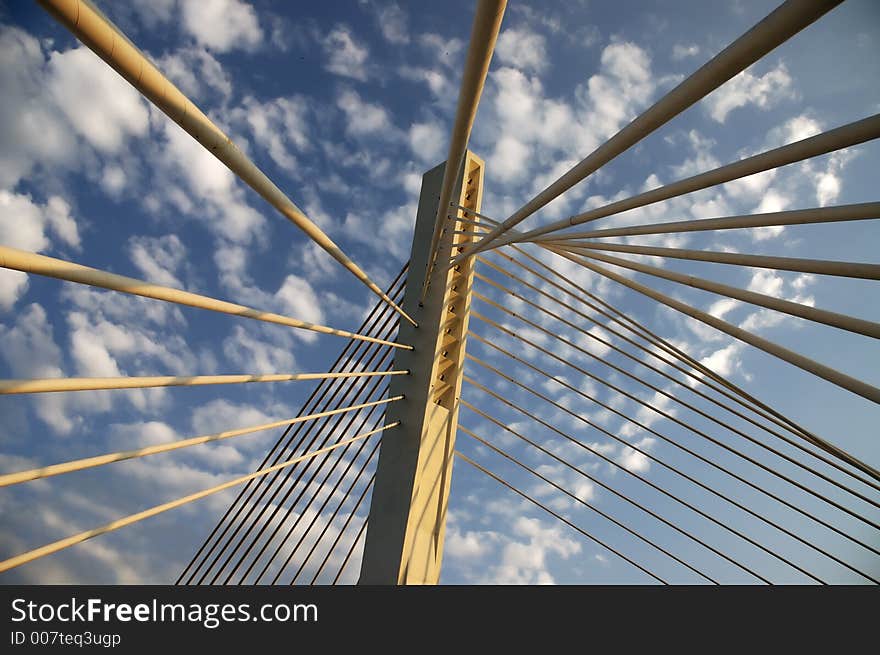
[359,152,484,584]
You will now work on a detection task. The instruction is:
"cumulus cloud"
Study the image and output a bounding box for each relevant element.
[481,40,656,210]
[233,95,311,172]
[0,27,148,188]
[482,516,581,584]
[496,27,549,73]
[0,303,74,434]
[213,243,325,337]
[323,26,370,81]
[337,89,395,137]
[148,117,266,245]
[408,121,445,163]
[180,0,263,53]
[342,202,415,259]
[157,46,233,101]
[223,324,298,374]
[128,234,187,288]
[617,436,656,473]
[418,33,464,68]
[374,3,409,44]
[672,43,700,60]
[0,191,81,309]
[706,62,795,123]
[46,47,150,152]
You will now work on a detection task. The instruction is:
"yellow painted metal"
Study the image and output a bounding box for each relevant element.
[0,396,402,488]
[512,113,880,245]
[544,244,880,404]
[37,0,415,326]
[458,0,843,257]
[360,152,484,584]
[422,0,506,297]
[0,370,407,395]
[404,153,483,584]
[0,245,411,349]
[0,422,398,573]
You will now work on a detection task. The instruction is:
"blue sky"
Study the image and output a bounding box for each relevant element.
[0,0,878,584]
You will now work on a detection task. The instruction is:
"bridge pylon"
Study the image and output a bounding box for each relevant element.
[359,151,484,584]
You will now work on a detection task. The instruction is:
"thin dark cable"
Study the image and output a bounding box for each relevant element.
[461,427,718,583]
[463,381,823,584]
[288,441,380,584]
[459,397,769,583]
[189,303,401,584]
[471,304,880,525]
[476,256,880,491]
[254,405,386,584]
[468,331,880,560]
[466,352,879,581]
[307,472,375,585]
[455,452,668,584]
[500,243,840,448]
[332,517,368,585]
[474,221,854,481]
[212,363,394,585]
[178,266,407,584]
[192,280,405,584]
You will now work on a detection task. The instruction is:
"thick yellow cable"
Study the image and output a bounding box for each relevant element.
[0,370,407,395]
[37,0,415,326]
[0,422,399,573]
[0,246,411,350]
[0,396,402,487]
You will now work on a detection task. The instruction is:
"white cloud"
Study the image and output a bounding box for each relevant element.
[0,303,75,434]
[274,274,324,325]
[418,33,464,68]
[0,27,68,187]
[671,130,720,178]
[706,62,795,123]
[100,165,127,197]
[616,436,656,473]
[770,114,822,146]
[0,303,63,379]
[445,525,493,559]
[180,0,263,53]
[747,269,784,297]
[111,421,178,448]
[337,89,394,137]
[707,298,740,320]
[398,65,453,99]
[496,28,548,73]
[47,47,150,152]
[235,95,311,172]
[342,202,415,259]
[191,399,275,434]
[700,342,743,378]
[0,190,80,253]
[481,40,655,198]
[490,134,532,183]
[375,3,409,44]
[157,46,233,101]
[151,117,266,245]
[0,27,148,188]
[223,324,298,373]
[482,515,581,584]
[0,270,28,312]
[128,234,187,288]
[816,170,841,206]
[0,191,81,309]
[672,43,700,60]
[213,244,324,339]
[408,121,446,163]
[323,26,369,81]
